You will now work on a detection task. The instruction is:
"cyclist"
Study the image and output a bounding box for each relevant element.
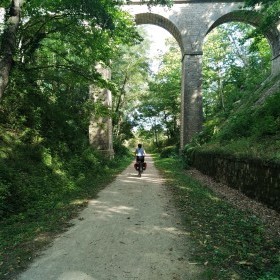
[135,143,146,163]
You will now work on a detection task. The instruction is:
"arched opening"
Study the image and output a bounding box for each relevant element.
[138,24,172,73]
[110,18,182,149]
[135,13,183,54]
[138,24,182,147]
[203,21,271,119]
[131,14,183,148]
[206,11,279,74]
[201,16,275,145]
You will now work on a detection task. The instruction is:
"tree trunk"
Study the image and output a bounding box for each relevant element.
[0,0,24,100]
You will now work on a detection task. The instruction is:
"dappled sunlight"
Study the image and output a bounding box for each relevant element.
[18,155,203,280]
[123,174,165,185]
[207,193,221,202]
[70,199,88,206]
[58,271,96,280]
[117,178,138,184]
[34,233,52,243]
[87,200,137,221]
[128,225,190,237]
[162,169,173,174]
[178,185,192,192]
[100,190,121,196]
[121,175,165,186]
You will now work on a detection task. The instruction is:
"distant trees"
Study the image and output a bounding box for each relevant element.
[110,34,150,143]
[138,37,181,147]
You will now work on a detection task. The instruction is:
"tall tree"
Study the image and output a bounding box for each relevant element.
[0,0,173,100]
[139,37,181,145]
[0,0,25,100]
[110,27,151,142]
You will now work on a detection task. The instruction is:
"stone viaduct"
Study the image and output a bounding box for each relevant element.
[124,0,280,150]
[90,1,280,153]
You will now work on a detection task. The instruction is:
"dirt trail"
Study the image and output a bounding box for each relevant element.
[18,155,203,280]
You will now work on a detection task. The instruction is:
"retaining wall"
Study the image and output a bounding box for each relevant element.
[189,151,280,212]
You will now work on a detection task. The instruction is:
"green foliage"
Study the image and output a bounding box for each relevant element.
[258,266,280,280]
[110,35,150,142]
[0,144,131,278]
[136,37,181,146]
[193,21,279,161]
[0,142,105,218]
[218,93,280,142]
[244,0,280,29]
[202,23,271,122]
[154,155,280,280]
[113,139,131,157]
[159,145,178,158]
[186,90,280,162]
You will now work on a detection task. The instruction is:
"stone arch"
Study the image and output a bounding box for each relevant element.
[205,10,280,74]
[207,11,264,35]
[135,13,184,54]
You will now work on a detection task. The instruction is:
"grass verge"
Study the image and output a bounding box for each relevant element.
[0,154,132,280]
[154,155,280,280]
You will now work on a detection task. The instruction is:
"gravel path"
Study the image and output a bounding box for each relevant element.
[17,156,203,280]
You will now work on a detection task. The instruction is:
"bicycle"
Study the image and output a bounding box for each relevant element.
[134,156,146,177]
[137,160,143,177]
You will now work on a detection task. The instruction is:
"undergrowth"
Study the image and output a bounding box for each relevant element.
[0,142,131,279]
[192,77,280,163]
[154,155,280,280]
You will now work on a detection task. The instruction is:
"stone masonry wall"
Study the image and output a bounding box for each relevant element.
[190,151,280,212]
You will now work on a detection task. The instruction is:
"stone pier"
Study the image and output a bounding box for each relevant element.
[89,64,114,158]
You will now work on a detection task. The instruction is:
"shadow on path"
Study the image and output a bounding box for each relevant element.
[18,155,203,280]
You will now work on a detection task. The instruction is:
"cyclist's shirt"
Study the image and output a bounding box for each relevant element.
[135,148,145,157]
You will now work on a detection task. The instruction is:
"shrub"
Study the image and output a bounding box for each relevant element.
[160,146,178,158]
[218,112,254,141]
[113,140,130,157]
[252,115,277,137]
[0,180,11,217]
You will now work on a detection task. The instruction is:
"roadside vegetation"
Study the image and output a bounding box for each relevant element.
[154,155,280,280]
[0,136,132,279]
[0,0,153,278]
[0,0,279,279]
